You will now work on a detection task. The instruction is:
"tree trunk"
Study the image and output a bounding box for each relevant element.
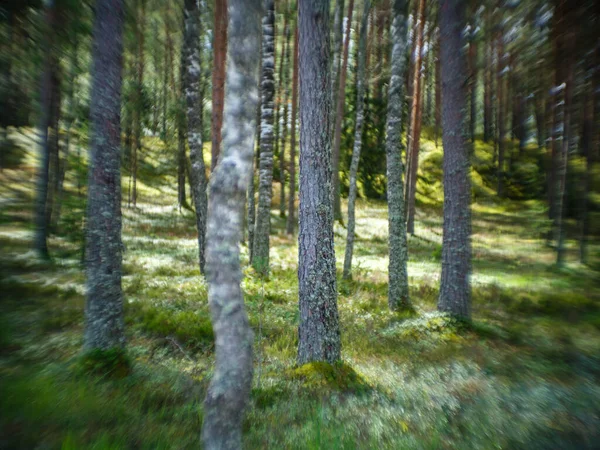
[132,0,145,208]
[496,30,506,197]
[468,24,477,143]
[437,0,472,319]
[278,11,291,219]
[386,0,411,311]
[248,103,261,264]
[297,0,341,365]
[183,0,208,274]
[331,0,355,223]
[200,2,260,448]
[211,0,228,170]
[483,9,492,143]
[252,0,276,275]
[84,0,125,350]
[579,83,592,264]
[34,0,57,259]
[405,0,426,235]
[286,27,299,236]
[434,28,441,147]
[343,0,372,280]
[330,0,346,131]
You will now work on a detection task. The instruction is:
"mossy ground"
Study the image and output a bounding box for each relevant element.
[0,129,599,449]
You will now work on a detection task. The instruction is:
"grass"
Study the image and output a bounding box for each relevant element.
[0,129,599,448]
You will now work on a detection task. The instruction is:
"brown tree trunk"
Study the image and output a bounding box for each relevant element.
[331,0,355,223]
[211,0,228,171]
[405,0,426,235]
[496,30,506,197]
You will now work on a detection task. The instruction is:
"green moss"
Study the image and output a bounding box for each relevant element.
[288,362,371,393]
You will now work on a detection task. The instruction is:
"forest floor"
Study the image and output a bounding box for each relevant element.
[1,128,600,449]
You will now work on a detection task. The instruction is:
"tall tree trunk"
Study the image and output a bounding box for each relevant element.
[252,0,276,275]
[201,2,260,447]
[132,0,146,208]
[286,27,299,235]
[279,24,291,218]
[34,0,57,259]
[297,0,341,365]
[468,23,477,143]
[483,8,492,143]
[434,28,441,147]
[84,0,125,350]
[496,30,506,197]
[211,0,228,170]
[331,0,355,223]
[579,82,592,264]
[343,0,371,280]
[386,0,411,311]
[330,0,346,131]
[183,0,208,274]
[248,103,261,264]
[437,0,472,319]
[405,0,426,235]
[46,65,61,232]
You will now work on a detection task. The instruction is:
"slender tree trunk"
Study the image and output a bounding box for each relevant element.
[183,0,208,274]
[343,0,371,280]
[201,2,260,447]
[496,30,506,197]
[132,0,145,208]
[278,12,291,219]
[286,27,299,235]
[211,0,228,170]
[437,0,472,319]
[579,83,592,264]
[405,0,426,235]
[330,0,346,131]
[331,0,355,223]
[252,0,276,275]
[434,28,441,147]
[34,0,57,259]
[248,103,261,263]
[46,66,61,232]
[84,0,125,350]
[386,0,411,311]
[468,24,477,143]
[483,8,492,143]
[297,0,341,365]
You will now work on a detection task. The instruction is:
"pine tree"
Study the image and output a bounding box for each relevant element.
[297,0,341,365]
[84,0,126,350]
[437,0,472,319]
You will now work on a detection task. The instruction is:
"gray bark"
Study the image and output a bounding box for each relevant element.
[183,0,208,274]
[200,0,261,448]
[84,0,126,350]
[279,24,291,219]
[437,0,472,319]
[330,0,345,132]
[252,0,275,274]
[297,0,341,365]
[286,27,299,236]
[343,0,371,280]
[386,0,411,311]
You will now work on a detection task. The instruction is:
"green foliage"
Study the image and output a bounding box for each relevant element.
[77,348,131,378]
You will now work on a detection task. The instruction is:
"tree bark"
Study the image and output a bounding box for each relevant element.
[331,0,355,223]
[252,0,276,275]
[84,0,125,350]
[496,30,506,197]
[132,0,145,208]
[211,0,228,170]
[405,0,426,235]
[286,26,299,236]
[343,0,371,280]
[330,0,346,131]
[483,8,492,143]
[278,12,291,219]
[297,0,341,365]
[200,2,261,447]
[34,0,57,259]
[386,0,411,311]
[437,0,472,319]
[183,0,208,274]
